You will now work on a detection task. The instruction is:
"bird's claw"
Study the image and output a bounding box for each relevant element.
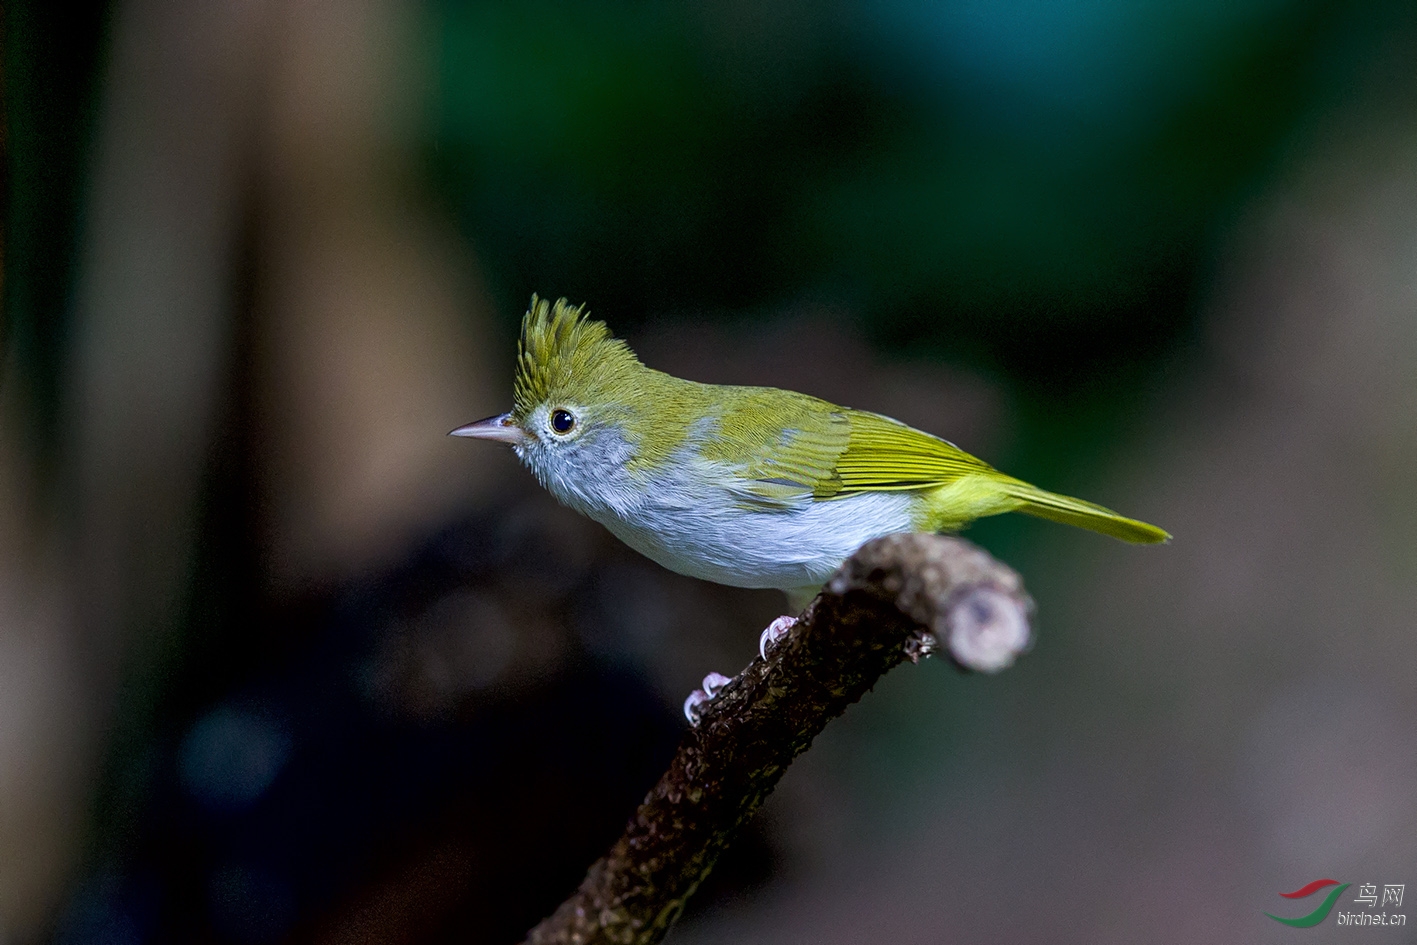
[758,615,798,660]
[682,689,709,724]
[684,614,799,726]
[701,671,732,697]
[683,671,734,725]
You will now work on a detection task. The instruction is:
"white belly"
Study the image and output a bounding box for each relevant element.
[593,488,917,593]
[520,429,918,595]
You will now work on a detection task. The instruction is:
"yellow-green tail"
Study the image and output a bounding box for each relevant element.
[917,474,1170,544]
[1003,480,1170,544]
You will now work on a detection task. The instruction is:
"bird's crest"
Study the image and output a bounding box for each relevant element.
[513,295,641,415]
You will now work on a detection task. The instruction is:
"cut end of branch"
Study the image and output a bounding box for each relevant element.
[944,586,1032,672]
[828,533,1034,671]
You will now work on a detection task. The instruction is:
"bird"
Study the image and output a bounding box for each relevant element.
[452,295,1169,621]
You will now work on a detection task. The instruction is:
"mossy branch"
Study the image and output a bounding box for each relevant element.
[522,533,1034,945]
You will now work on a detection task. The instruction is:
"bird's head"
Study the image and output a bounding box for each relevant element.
[451,295,651,503]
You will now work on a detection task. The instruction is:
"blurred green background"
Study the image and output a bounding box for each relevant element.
[3,0,1415,943]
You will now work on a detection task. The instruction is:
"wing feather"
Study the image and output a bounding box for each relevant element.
[695,390,990,509]
[701,392,851,509]
[826,411,991,496]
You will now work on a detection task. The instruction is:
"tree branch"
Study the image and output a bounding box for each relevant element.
[522,533,1034,945]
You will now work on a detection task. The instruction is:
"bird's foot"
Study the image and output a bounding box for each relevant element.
[683,614,800,725]
[758,615,798,660]
[683,671,734,726]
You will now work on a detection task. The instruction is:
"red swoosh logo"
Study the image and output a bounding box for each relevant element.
[1280,879,1340,899]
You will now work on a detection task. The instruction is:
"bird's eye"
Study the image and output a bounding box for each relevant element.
[550,409,576,434]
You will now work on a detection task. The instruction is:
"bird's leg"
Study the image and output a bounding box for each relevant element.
[758,615,797,659]
[682,671,734,725]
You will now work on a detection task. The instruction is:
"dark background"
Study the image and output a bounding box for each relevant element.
[3,0,1415,942]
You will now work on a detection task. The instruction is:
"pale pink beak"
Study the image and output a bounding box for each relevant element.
[448,412,529,445]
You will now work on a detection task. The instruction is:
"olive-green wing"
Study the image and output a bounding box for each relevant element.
[696,389,851,509]
[826,410,993,497]
[697,390,989,509]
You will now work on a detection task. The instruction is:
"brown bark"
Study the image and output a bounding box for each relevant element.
[523,533,1033,945]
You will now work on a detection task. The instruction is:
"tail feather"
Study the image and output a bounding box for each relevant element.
[1004,480,1170,545]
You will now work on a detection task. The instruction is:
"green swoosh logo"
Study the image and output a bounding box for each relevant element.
[1266,883,1351,927]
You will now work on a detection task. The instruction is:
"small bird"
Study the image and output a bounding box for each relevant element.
[453,296,1169,617]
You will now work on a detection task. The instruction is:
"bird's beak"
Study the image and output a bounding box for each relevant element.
[448,412,529,445]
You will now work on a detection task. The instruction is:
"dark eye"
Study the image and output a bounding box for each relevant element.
[550,409,575,434]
